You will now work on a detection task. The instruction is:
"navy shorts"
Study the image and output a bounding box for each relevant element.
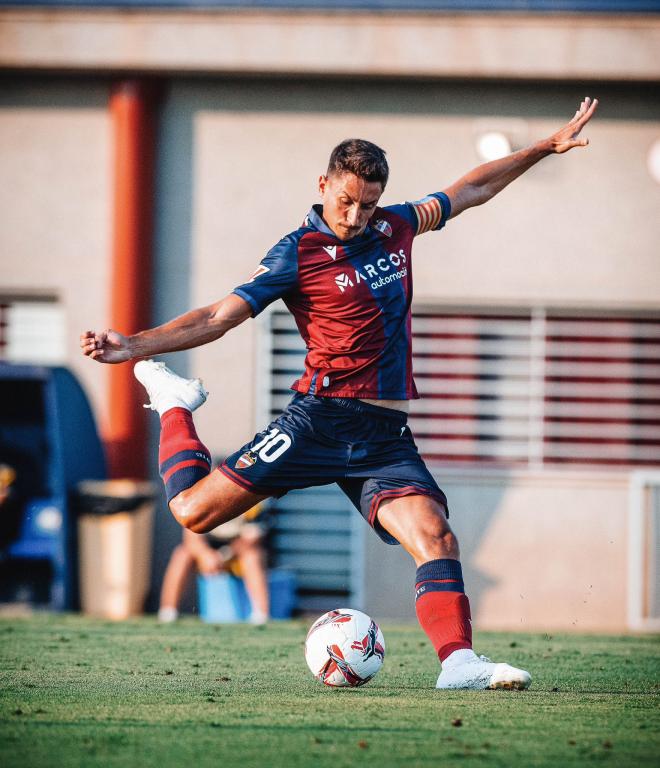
[220,394,447,545]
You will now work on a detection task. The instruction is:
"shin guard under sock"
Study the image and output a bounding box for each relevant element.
[158,407,212,503]
[415,558,473,662]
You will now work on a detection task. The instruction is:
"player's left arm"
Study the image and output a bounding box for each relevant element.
[443,97,598,219]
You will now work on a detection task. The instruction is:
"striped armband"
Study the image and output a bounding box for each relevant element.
[411,194,444,235]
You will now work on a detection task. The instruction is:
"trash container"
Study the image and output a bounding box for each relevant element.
[76,479,156,620]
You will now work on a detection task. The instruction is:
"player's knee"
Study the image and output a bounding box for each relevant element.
[169,489,213,533]
[419,512,459,560]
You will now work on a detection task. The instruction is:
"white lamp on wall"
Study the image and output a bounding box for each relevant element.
[647,138,660,185]
[473,119,528,163]
[476,131,513,162]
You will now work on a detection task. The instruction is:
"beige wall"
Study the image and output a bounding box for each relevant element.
[362,469,630,631]
[412,118,660,309]
[0,82,112,436]
[1,10,659,81]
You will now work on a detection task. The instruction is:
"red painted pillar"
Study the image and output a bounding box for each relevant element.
[106,80,157,479]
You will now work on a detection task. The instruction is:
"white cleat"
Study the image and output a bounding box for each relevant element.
[134,360,208,417]
[436,654,531,691]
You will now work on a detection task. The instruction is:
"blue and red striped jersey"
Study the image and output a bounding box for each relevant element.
[233,192,451,400]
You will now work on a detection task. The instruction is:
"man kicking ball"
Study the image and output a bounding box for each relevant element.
[81,97,598,689]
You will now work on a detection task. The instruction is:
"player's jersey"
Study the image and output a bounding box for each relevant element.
[232,192,451,399]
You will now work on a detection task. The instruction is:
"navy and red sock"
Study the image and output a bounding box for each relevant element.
[158,407,212,503]
[414,558,473,662]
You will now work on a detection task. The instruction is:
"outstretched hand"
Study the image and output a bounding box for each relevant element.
[548,96,598,154]
[80,329,132,364]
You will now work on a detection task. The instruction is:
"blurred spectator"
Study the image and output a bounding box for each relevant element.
[158,503,269,624]
[0,462,18,548]
[0,444,39,549]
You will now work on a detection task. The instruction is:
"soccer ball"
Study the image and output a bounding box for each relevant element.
[304,608,385,687]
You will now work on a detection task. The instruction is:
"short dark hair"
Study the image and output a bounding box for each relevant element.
[327,139,389,188]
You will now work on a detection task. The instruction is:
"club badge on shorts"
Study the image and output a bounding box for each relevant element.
[235,451,257,470]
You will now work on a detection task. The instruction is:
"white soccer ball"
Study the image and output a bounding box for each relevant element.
[304,608,385,687]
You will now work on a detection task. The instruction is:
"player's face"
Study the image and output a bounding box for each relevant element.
[319,172,384,241]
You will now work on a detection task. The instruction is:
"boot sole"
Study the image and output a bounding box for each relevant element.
[488,679,531,690]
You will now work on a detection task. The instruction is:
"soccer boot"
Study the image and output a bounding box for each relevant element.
[436,654,531,690]
[134,360,208,417]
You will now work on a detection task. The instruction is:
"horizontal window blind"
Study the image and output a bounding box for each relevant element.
[410,309,660,468]
[263,305,660,610]
[266,305,660,470]
[262,308,358,611]
[267,485,356,613]
[0,299,66,365]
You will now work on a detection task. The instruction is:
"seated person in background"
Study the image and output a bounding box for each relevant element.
[0,464,16,504]
[0,461,22,549]
[158,503,269,624]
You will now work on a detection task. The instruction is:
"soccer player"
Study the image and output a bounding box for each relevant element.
[81,96,598,689]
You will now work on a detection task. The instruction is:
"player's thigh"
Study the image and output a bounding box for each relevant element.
[376,494,459,566]
[170,470,268,534]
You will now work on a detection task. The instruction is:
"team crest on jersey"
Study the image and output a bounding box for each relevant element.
[248,265,270,282]
[374,219,392,238]
[235,451,257,470]
[323,245,338,260]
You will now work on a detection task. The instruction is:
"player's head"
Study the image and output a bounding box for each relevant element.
[326,139,389,188]
[319,139,389,241]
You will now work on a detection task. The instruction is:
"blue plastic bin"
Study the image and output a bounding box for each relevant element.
[197,569,296,623]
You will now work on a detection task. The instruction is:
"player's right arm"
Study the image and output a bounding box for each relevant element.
[79,293,252,364]
[80,234,299,364]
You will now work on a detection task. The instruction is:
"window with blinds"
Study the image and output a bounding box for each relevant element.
[266,305,660,470]
[263,309,357,612]
[0,298,66,365]
[411,309,660,469]
[262,305,660,611]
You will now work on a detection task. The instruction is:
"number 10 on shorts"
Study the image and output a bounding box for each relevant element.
[252,428,292,463]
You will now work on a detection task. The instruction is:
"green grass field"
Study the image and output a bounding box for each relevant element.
[1,615,658,768]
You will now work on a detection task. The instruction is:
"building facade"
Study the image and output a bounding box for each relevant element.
[1,3,659,628]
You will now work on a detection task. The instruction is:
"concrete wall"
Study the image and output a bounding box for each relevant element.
[2,10,659,81]
[361,469,629,631]
[0,79,112,434]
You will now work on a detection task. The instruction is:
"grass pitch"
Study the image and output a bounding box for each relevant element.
[1,615,658,768]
